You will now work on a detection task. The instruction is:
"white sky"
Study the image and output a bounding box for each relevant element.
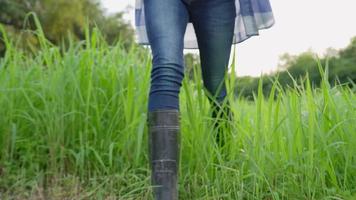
[101,0,356,77]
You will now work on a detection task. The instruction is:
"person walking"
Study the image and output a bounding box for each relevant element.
[134,0,274,199]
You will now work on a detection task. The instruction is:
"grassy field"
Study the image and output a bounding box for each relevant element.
[0,27,356,199]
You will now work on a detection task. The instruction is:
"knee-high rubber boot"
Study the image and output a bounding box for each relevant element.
[147,109,180,200]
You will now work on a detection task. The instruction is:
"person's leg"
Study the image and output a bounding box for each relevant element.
[189,0,236,147]
[144,0,189,199]
[189,0,236,105]
[144,0,189,112]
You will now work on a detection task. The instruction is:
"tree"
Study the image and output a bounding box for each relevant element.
[0,0,135,54]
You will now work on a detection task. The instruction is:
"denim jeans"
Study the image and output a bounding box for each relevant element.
[144,0,236,112]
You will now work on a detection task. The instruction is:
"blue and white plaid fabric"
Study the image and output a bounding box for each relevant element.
[135,0,275,49]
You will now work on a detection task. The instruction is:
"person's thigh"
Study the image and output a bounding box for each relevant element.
[190,0,236,102]
[144,0,190,111]
[144,0,189,71]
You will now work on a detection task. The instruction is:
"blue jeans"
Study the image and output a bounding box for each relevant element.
[144,0,236,112]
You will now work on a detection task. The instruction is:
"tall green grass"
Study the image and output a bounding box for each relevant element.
[0,24,356,199]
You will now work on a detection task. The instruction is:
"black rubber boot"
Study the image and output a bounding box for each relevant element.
[147,109,180,200]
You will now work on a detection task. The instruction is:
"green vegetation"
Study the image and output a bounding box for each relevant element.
[0,0,134,56]
[0,24,356,199]
[234,38,356,99]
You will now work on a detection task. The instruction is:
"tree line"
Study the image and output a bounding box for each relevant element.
[233,37,356,99]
